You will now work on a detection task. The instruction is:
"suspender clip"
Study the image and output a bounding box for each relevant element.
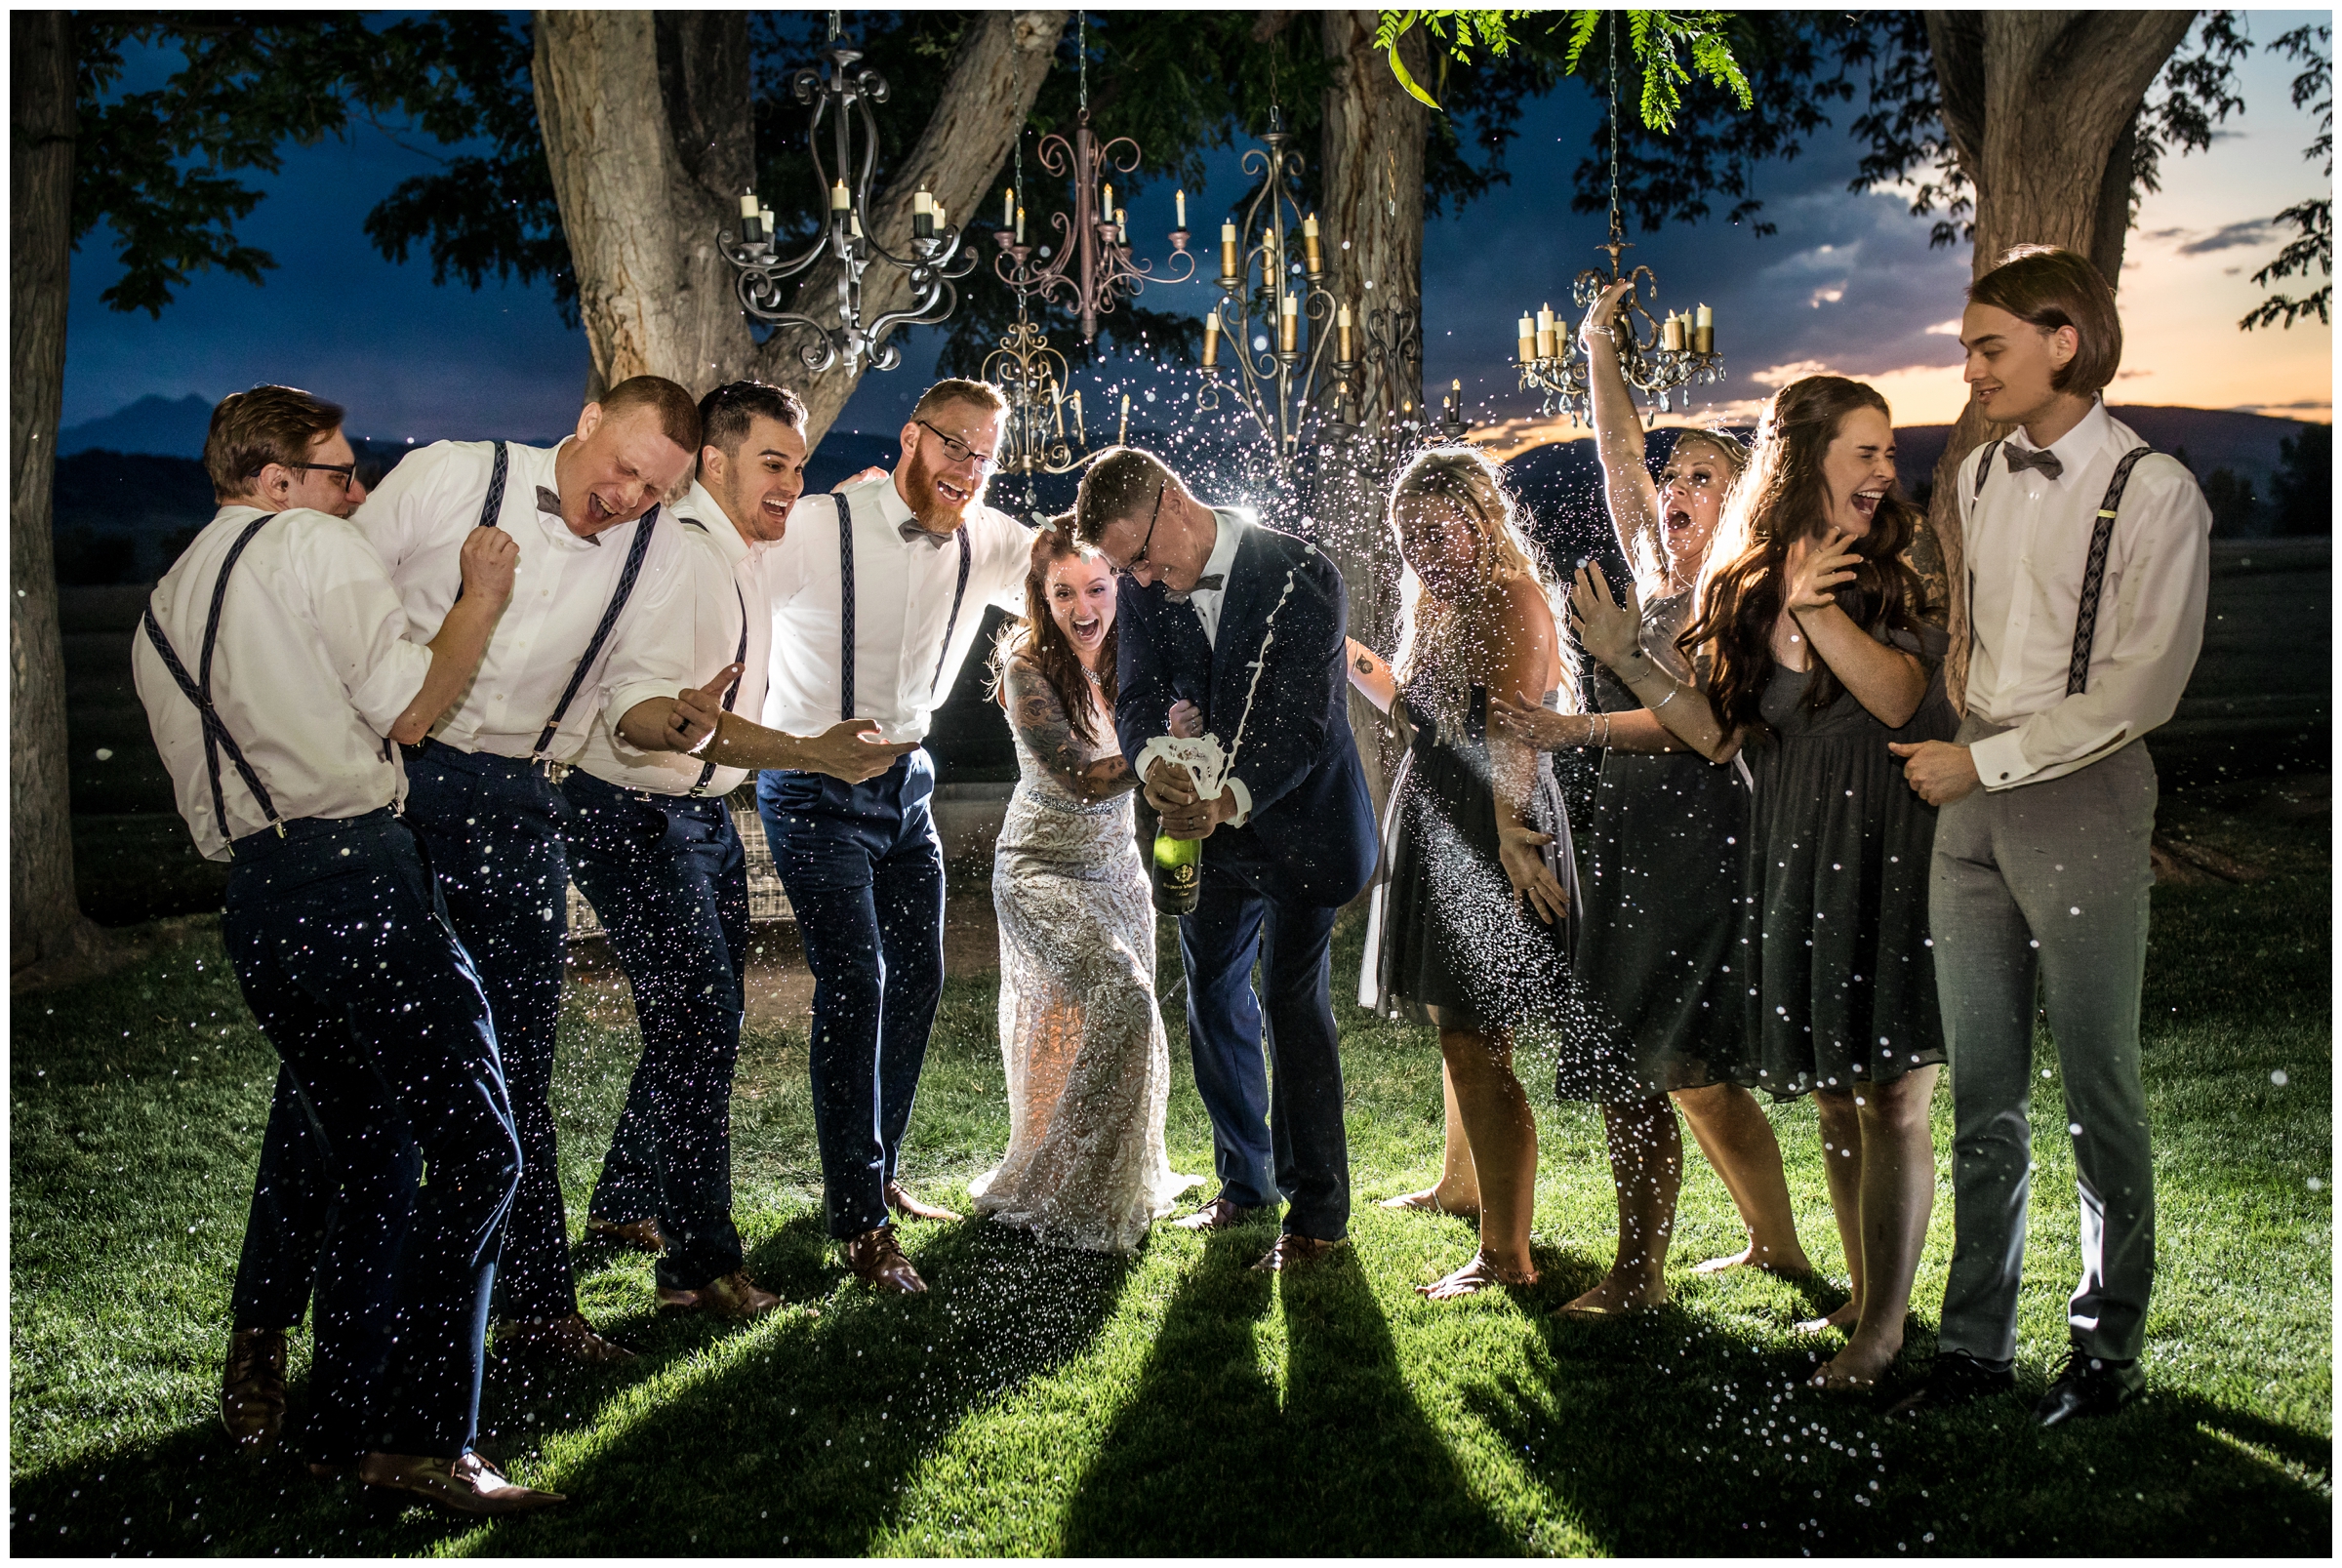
[274,822,286,838]
[534,755,571,785]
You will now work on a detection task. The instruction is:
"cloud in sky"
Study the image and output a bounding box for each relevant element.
[59,14,2331,445]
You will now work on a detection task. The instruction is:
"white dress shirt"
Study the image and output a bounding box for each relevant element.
[1956,399,2211,789]
[1185,506,1252,647]
[354,438,698,763]
[133,505,434,862]
[576,480,775,798]
[759,472,1030,746]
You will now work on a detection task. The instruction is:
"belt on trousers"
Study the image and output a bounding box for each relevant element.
[227,805,398,863]
[409,736,558,787]
[564,768,729,820]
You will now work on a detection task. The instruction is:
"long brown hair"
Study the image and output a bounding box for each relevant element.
[988,517,1119,746]
[1678,376,1928,738]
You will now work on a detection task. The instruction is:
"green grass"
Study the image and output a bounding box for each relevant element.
[11,800,2330,1556]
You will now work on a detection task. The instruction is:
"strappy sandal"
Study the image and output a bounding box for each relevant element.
[1416,1252,1538,1300]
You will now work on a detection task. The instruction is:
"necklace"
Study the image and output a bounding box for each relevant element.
[1081,663,1103,686]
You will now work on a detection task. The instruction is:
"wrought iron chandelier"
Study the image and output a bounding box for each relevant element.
[722,12,973,374]
[1515,22,1723,425]
[992,13,1193,343]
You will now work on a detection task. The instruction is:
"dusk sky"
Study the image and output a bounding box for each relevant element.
[61,11,2332,454]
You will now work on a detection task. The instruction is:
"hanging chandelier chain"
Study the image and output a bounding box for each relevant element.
[828,9,841,44]
[1077,11,1088,114]
[1606,19,1622,246]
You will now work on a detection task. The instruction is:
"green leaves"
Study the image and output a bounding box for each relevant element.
[1377,9,1750,131]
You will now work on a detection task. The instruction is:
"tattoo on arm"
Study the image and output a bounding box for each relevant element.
[1008,663,1137,800]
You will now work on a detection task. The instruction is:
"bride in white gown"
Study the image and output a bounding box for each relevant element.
[970,521,1198,1252]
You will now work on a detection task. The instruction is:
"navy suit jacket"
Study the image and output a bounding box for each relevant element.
[1114,515,1377,909]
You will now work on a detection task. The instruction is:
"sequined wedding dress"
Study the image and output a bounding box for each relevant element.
[969,666,1197,1252]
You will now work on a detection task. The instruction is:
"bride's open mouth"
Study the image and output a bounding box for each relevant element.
[1070,614,1104,642]
[1851,488,1883,522]
[1665,505,1694,533]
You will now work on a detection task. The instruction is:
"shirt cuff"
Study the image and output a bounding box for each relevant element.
[606,678,679,736]
[1223,776,1253,827]
[349,639,434,738]
[1970,728,2036,790]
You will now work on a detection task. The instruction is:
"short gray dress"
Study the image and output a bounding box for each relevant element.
[1362,684,1577,1035]
[1561,589,1754,1102]
[1743,623,1958,1099]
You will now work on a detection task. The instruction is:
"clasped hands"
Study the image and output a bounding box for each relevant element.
[1147,698,1234,839]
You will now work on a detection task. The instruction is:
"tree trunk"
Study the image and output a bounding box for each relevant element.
[533,11,1065,447]
[11,11,104,977]
[1316,9,1430,829]
[1918,11,2195,708]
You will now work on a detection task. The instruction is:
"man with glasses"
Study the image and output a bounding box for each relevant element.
[1073,446,1377,1272]
[755,378,1034,1293]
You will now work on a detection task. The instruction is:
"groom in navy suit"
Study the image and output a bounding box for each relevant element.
[1075,447,1378,1271]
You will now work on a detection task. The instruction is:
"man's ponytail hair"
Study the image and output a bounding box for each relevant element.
[1968,246,2123,396]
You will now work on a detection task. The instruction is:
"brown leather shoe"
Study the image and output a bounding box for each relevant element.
[494,1311,637,1363]
[885,1182,964,1224]
[656,1269,787,1320]
[1172,1196,1269,1232]
[843,1226,928,1294]
[1252,1232,1346,1272]
[222,1328,289,1452]
[586,1214,668,1254]
[359,1450,564,1515]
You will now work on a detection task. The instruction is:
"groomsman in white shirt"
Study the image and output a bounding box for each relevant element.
[355,376,719,1362]
[135,384,556,1512]
[1890,247,2211,1425]
[563,381,911,1318]
[756,378,1033,1293]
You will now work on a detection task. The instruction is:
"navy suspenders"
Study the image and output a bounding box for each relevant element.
[679,508,748,797]
[1969,438,2155,696]
[830,490,972,725]
[141,513,284,853]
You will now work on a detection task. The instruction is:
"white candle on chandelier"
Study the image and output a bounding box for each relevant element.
[1220,221,1238,279]
[1694,302,1715,354]
[934,201,948,231]
[1102,182,1113,218]
[1534,302,1555,361]
[1278,290,1298,352]
[739,192,761,219]
[1115,208,1127,232]
[913,188,934,240]
[830,180,851,213]
[1337,302,1353,362]
[1069,389,1085,442]
[1536,302,1555,334]
[760,208,776,236]
[1663,312,1684,350]
[1517,313,1536,364]
[1003,187,1015,228]
[1016,205,1027,244]
[1175,188,1187,229]
[1201,309,1220,368]
[1302,212,1322,272]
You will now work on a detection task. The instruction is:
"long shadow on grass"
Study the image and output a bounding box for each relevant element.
[464,1211,1140,1552]
[1062,1226,1513,1553]
[1459,1308,2332,1556]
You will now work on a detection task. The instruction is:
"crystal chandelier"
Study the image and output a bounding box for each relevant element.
[721,12,974,374]
[1514,22,1723,426]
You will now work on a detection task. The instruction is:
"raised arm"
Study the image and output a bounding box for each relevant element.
[1784,532,1927,729]
[388,527,514,744]
[1343,636,1396,714]
[1583,280,1663,573]
[1571,561,1737,761]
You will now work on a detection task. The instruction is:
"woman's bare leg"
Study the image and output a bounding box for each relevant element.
[1382,1062,1482,1219]
[1562,1095,1679,1312]
[1803,1089,1867,1333]
[1815,1066,1940,1388]
[1419,1025,1538,1298]
[1674,1082,1814,1275]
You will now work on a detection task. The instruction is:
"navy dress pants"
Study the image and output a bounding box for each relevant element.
[563,770,750,1291]
[1180,857,1352,1242]
[756,752,946,1241]
[400,740,579,1322]
[229,1065,421,1332]
[222,810,519,1462]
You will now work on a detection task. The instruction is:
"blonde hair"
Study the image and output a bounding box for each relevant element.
[1387,446,1576,742]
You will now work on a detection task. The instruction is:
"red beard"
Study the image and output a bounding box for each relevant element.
[901,443,979,533]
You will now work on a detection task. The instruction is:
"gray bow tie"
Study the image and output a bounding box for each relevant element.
[899,519,954,548]
[2003,446,2064,481]
[1163,574,1225,606]
[537,484,600,543]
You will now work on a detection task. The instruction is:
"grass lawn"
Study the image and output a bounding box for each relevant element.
[9,781,2330,1556]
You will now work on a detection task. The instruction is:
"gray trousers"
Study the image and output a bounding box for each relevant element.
[1930,716,2158,1363]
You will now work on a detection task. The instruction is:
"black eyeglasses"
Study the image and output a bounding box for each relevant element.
[1118,485,1168,578]
[915,418,998,470]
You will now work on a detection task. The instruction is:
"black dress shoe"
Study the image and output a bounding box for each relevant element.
[1885,1350,2015,1419]
[2034,1344,2144,1427]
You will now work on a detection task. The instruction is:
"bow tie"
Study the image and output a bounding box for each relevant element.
[2003,446,2064,481]
[537,485,602,543]
[1162,574,1225,606]
[899,519,957,548]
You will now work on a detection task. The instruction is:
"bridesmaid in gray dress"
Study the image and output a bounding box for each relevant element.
[1588,373,1953,1391]
[1490,278,1815,1317]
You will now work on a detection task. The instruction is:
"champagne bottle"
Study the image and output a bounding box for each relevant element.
[1151,824,1201,915]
